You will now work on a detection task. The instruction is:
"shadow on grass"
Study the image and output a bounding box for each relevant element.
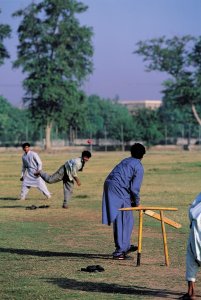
[1,205,23,208]
[45,277,183,298]
[0,247,111,259]
[0,197,18,201]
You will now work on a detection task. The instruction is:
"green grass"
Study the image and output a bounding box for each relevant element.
[0,149,201,299]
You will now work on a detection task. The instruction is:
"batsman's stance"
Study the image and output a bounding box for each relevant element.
[102,143,146,260]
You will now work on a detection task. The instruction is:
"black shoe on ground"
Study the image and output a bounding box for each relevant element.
[96,265,105,272]
[25,205,38,210]
[126,245,138,254]
[86,265,98,272]
[113,253,126,260]
[113,253,132,260]
[62,204,68,209]
[38,205,49,209]
[81,265,105,272]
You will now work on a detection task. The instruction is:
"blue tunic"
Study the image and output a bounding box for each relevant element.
[102,157,144,225]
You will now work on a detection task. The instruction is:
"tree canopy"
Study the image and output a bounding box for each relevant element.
[13,0,93,149]
[0,96,34,145]
[84,95,137,143]
[134,35,201,126]
[0,9,11,66]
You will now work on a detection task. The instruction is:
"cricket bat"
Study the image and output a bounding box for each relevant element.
[144,210,181,229]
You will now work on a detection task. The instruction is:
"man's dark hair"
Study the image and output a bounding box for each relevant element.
[130,143,146,159]
[22,142,30,149]
[82,150,92,158]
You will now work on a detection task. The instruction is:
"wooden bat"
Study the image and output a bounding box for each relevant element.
[144,210,181,229]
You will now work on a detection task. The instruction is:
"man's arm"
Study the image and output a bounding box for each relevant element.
[20,157,26,181]
[73,176,81,186]
[70,158,82,185]
[33,152,42,171]
[130,165,144,206]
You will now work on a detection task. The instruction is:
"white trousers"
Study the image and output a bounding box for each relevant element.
[20,180,51,199]
[186,242,200,282]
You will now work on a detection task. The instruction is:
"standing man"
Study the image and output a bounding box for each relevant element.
[102,143,146,260]
[181,193,201,300]
[20,142,51,200]
[35,150,91,209]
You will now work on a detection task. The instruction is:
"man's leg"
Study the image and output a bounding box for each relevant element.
[187,281,195,299]
[123,210,134,252]
[182,242,199,299]
[20,185,31,200]
[62,180,74,208]
[113,210,134,257]
[40,165,64,184]
[186,243,199,283]
[36,179,52,199]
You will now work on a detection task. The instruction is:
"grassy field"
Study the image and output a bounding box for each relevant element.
[0,148,201,300]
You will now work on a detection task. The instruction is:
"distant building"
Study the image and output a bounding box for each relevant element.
[119,99,162,114]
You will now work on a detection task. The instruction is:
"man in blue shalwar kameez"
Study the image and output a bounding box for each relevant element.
[102,143,146,260]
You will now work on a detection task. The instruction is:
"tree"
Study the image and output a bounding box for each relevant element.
[0,96,32,145]
[134,36,201,126]
[0,9,11,66]
[85,95,137,143]
[133,108,163,147]
[13,0,93,149]
[158,96,191,144]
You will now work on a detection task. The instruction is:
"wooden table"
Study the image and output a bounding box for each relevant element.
[119,206,181,267]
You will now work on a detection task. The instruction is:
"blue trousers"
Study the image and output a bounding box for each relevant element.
[113,210,134,255]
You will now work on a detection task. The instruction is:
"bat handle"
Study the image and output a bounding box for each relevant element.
[137,252,141,266]
[136,209,143,266]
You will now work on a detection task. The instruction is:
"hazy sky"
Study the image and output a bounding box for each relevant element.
[0,0,201,107]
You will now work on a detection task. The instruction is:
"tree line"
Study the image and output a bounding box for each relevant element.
[1,93,200,148]
[0,1,201,148]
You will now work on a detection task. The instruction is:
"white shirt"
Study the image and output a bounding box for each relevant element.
[188,193,201,263]
[64,157,83,181]
[21,150,44,187]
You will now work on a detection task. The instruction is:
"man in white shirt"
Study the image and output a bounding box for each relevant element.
[20,142,51,200]
[35,151,91,209]
[182,193,201,300]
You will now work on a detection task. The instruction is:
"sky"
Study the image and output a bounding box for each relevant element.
[0,0,201,107]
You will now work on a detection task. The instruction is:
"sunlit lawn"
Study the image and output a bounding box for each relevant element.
[0,147,201,299]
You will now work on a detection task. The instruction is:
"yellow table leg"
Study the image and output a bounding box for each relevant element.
[137,209,143,266]
[160,210,169,266]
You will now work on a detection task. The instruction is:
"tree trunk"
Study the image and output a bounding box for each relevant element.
[45,122,52,150]
[183,104,201,150]
[192,104,201,125]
